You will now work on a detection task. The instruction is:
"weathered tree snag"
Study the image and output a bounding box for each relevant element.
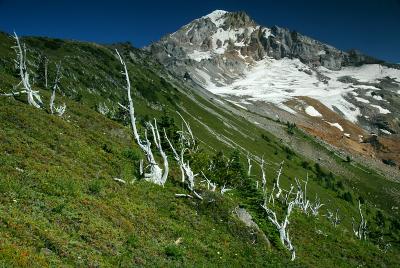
[275,161,284,199]
[247,153,252,177]
[352,200,367,240]
[49,62,66,116]
[1,32,43,108]
[262,192,296,261]
[116,49,168,186]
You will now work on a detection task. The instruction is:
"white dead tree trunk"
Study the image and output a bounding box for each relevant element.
[325,208,341,227]
[262,193,296,261]
[44,57,48,89]
[309,194,324,216]
[1,32,43,108]
[164,128,202,200]
[200,171,217,192]
[176,111,197,152]
[275,161,284,199]
[294,177,310,214]
[147,120,169,185]
[220,184,232,195]
[49,62,66,116]
[352,200,367,240]
[260,157,267,194]
[116,49,168,186]
[247,153,252,177]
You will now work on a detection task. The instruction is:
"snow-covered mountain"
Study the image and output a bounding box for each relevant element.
[147,10,400,140]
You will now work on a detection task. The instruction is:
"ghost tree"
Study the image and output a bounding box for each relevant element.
[247,153,252,177]
[262,188,296,261]
[260,157,267,194]
[275,161,284,199]
[116,49,168,186]
[201,171,217,192]
[1,32,43,108]
[309,194,324,216]
[164,114,202,200]
[49,62,66,116]
[352,200,367,240]
[325,208,341,227]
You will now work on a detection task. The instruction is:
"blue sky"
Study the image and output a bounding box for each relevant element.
[0,0,399,62]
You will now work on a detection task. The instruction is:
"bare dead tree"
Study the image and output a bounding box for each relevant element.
[200,171,217,192]
[294,177,310,214]
[147,119,169,185]
[275,161,284,199]
[176,111,197,152]
[44,56,48,89]
[262,190,296,261]
[352,200,367,240]
[49,62,66,116]
[220,184,232,195]
[309,194,324,216]
[1,32,43,108]
[325,208,341,227]
[247,153,252,177]
[260,157,267,194]
[164,128,202,200]
[116,49,168,186]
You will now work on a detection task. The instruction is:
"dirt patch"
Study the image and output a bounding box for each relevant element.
[285,96,400,168]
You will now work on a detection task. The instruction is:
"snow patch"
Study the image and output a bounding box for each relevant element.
[380,129,391,135]
[372,94,383,101]
[354,96,369,103]
[344,133,351,138]
[187,50,212,62]
[305,106,322,117]
[370,104,390,114]
[263,28,272,39]
[226,100,247,110]
[202,10,227,27]
[326,122,344,131]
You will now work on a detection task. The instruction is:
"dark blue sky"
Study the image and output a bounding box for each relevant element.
[1,0,399,62]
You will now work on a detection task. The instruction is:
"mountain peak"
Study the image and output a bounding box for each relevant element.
[202,10,228,20]
[201,10,228,26]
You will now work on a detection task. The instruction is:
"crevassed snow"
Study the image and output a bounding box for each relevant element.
[203,57,361,122]
[198,56,400,123]
[326,122,344,131]
[370,104,390,114]
[319,64,400,84]
[305,106,322,117]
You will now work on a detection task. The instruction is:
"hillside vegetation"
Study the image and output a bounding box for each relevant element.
[0,32,399,267]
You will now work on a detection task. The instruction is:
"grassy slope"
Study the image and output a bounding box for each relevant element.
[0,32,399,266]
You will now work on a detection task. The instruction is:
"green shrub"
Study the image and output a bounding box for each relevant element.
[164,245,183,259]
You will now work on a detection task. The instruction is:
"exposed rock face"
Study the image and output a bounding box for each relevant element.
[234,207,271,248]
[147,10,383,76]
